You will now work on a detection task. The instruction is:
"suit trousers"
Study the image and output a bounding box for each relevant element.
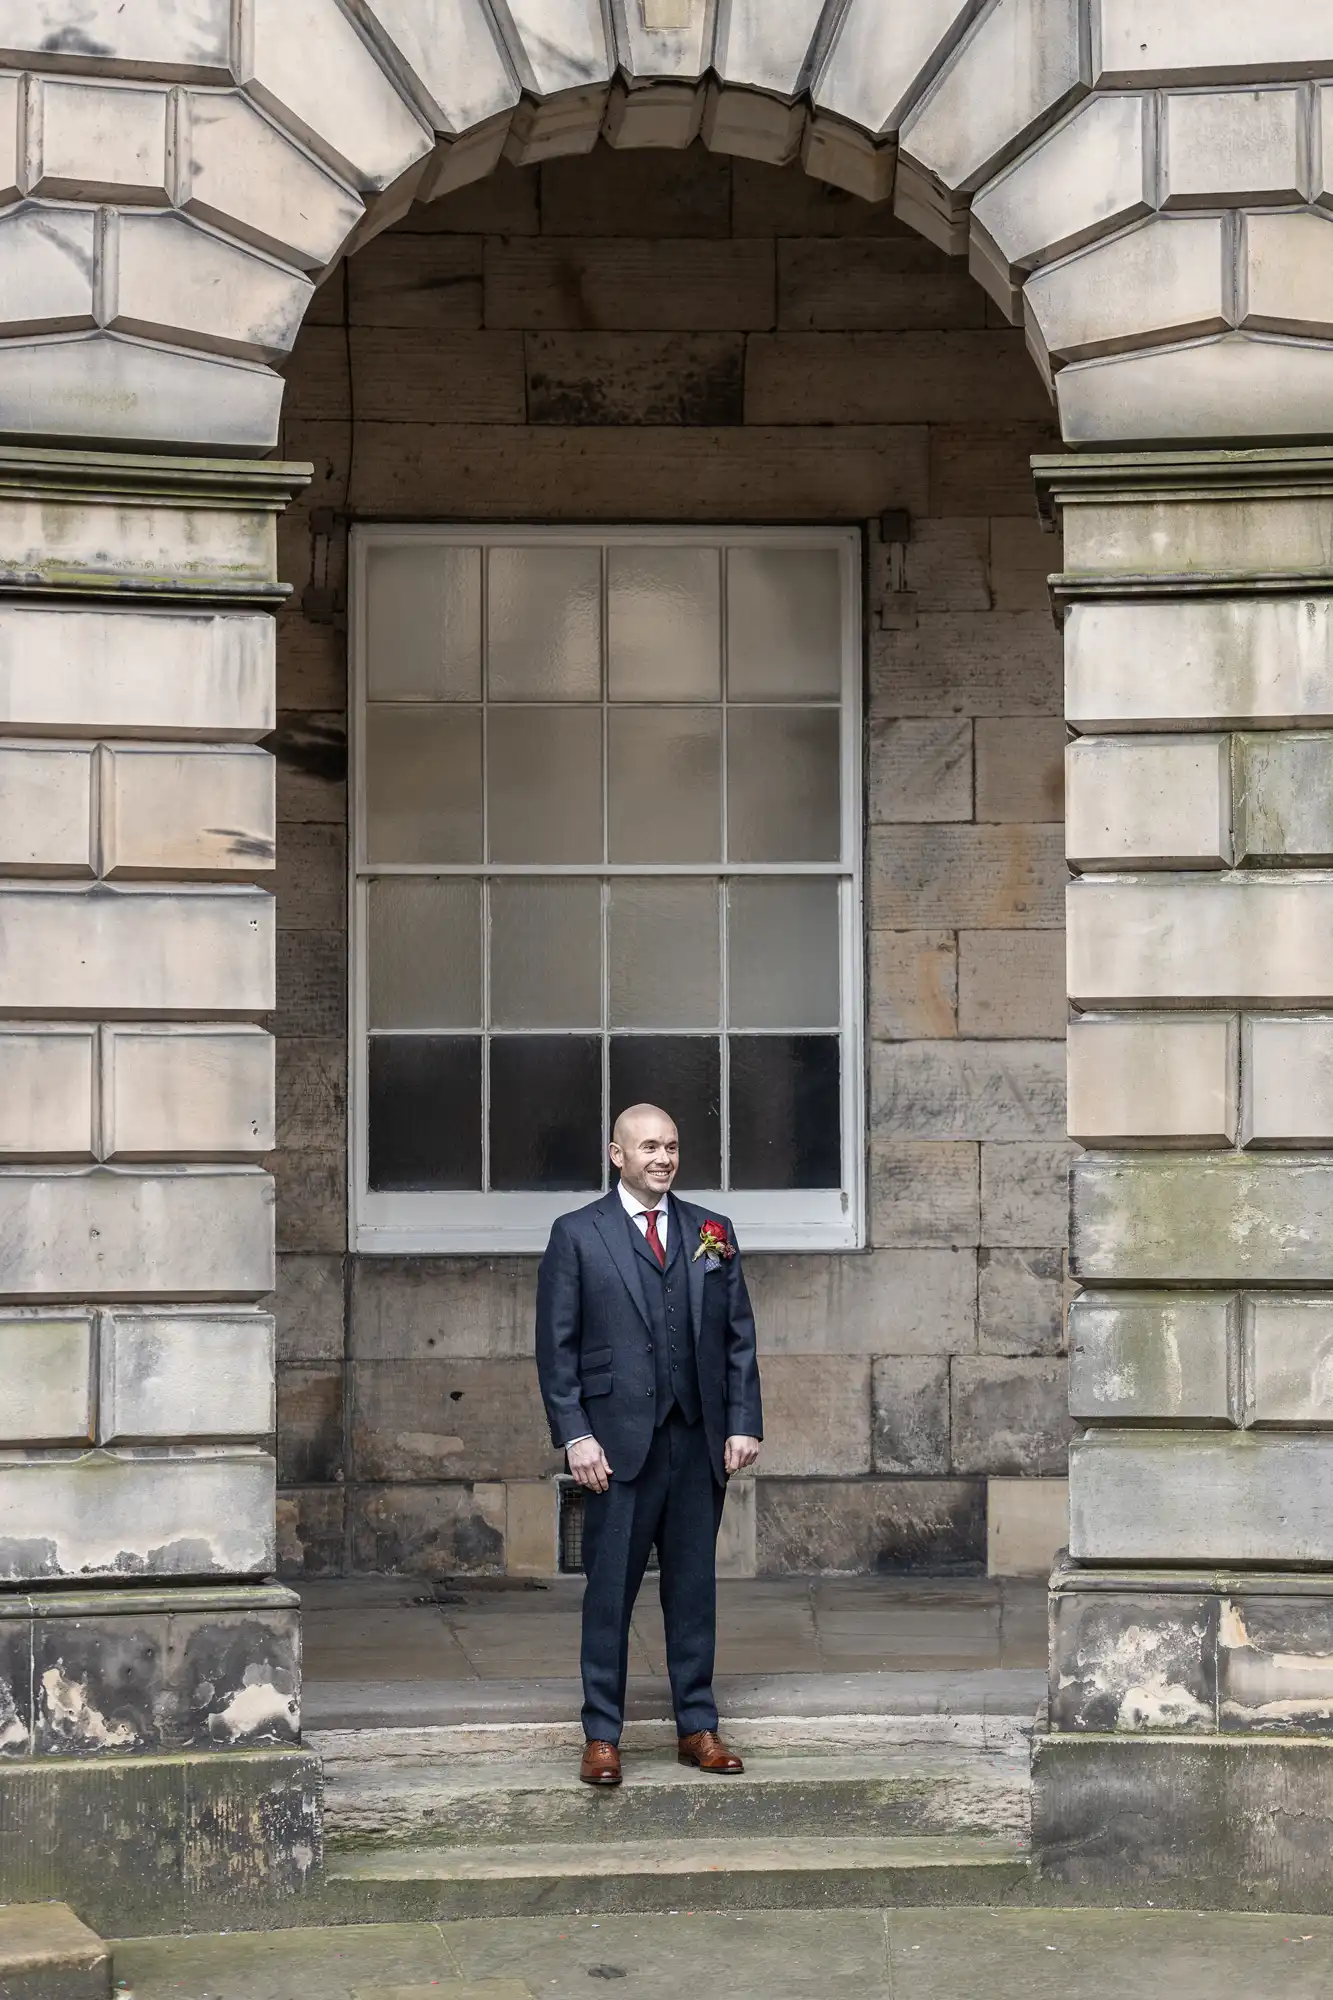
[579,1407,726,1743]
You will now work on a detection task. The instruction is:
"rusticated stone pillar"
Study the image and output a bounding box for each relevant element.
[0,447,322,1935]
[1034,447,1333,1911]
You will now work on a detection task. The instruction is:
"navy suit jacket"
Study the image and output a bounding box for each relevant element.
[535,1190,764,1486]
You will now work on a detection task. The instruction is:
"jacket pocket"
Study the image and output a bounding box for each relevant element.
[583,1346,613,1368]
[583,1370,613,1399]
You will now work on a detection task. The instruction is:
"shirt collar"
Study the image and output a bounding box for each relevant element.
[617,1181,667,1219]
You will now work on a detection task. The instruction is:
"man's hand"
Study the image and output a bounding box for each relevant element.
[725,1435,761,1475]
[567,1436,613,1493]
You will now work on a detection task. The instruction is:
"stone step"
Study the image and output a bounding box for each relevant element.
[324,1832,1030,1922]
[0,1902,110,1998]
[325,1747,1030,1853]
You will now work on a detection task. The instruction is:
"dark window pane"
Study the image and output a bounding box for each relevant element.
[610,1038,721,1188]
[729,1035,841,1190]
[490,1037,602,1191]
[369,1036,481,1190]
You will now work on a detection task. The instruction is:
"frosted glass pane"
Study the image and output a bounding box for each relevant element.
[365,705,482,863]
[368,877,481,1029]
[488,707,603,863]
[608,879,720,1029]
[490,879,601,1028]
[728,707,840,862]
[728,878,840,1028]
[365,544,482,700]
[608,708,721,864]
[727,546,842,698]
[488,545,602,699]
[608,546,721,700]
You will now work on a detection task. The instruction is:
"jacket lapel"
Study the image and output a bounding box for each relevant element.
[593,1193,652,1334]
[673,1197,705,1345]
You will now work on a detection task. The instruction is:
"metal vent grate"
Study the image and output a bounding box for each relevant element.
[558,1481,658,1575]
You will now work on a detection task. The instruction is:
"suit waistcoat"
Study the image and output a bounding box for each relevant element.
[626,1211,702,1427]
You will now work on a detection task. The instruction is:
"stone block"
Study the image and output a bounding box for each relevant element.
[1066,598,1333,732]
[269,1147,346,1256]
[272,714,346,825]
[485,239,775,331]
[1048,1576,1217,1733]
[0,333,285,456]
[0,1449,275,1581]
[0,0,232,72]
[745,1249,977,1357]
[778,237,981,333]
[869,1142,979,1248]
[356,0,517,138]
[350,1480,506,1577]
[1247,1298,1333,1427]
[1238,732,1333,862]
[271,1253,344,1364]
[1068,1014,1238,1147]
[0,743,94,876]
[894,518,990,612]
[0,605,274,742]
[0,885,274,1018]
[1058,332,1333,451]
[755,1476,986,1575]
[0,1028,95,1160]
[1068,876,1333,1007]
[981,1142,1073,1247]
[1095,2,1333,84]
[1164,88,1301,209]
[351,1358,558,1482]
[929,423,1061,520]
[349,1256,537,1359]
[275,1362,343,1483]
[275,823,345,930]
[349,327,525,424]
[872,1040,1066,1140]
[1069,1430,1333,1564]
[871,826,1065,930]
[1066,736,1232,869]
[989,517,1061,613]
[0,1901,108,1993]
[275,1039,344,1154]
[110,211,312,363]
[348,234,482,329]
[958,932,1066,1040]
[104,1027,274,1161]
[1218,1590,1333,1731]
[987,1476,1067,1577]
[0,1314,94,1444]
[952,1356,1074,1476]
[747,331,1051,425]
[1244,210,1333,339]
[271,930,346,1039]
[525,331,744,426]
[104,745,274,880]
[1025,215,1227,374]
[1244,1016,1333,1147]
[715,1474,756,1579]
[1073,1154,1333,1286]
[871,1356,950,1474]
[979,1248,1064,1357]
[755,1356,871,1476]
[276,1483,345,1577]
[970,94,1149,289]
[183,90,363,270]
[899,0,1083,197]
[506,1480,558,1576]
[0,205,96,337]
[28,77,170,202]
[868,718,972,823]
[974,716,1065,823]
[1067,1289,1234,1424]
[869,931,957,1041]
[248,0,431,192]
[99,1311,275,1443]
[539,145,727,237]
[0,1168,274,1303]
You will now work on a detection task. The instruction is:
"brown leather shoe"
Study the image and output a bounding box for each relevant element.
[677,1729,744,1774]
[580,1739,622,1786]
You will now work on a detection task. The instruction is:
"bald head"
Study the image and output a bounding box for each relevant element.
[609,1103,679,1205]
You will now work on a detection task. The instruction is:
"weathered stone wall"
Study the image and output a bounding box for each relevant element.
[272,143,1072,1581]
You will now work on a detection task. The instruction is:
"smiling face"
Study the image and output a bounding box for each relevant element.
[609,1102,679,1206]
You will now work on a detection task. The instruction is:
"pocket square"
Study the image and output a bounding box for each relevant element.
[704,1254,721,1272]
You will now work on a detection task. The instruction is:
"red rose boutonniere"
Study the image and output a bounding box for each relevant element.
[693,1219,736,1265]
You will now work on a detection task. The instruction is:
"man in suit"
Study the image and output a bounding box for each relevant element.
[536,1102,763,1787]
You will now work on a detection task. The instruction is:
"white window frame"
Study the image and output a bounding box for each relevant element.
[349,523,865,1256]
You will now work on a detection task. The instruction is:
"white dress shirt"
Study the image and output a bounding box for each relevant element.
[564,1187,669,1450]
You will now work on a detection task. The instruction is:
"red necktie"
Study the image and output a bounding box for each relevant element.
[643,1209,666,1268]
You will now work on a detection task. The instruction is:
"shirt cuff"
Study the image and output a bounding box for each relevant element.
[563,1434,594,1450]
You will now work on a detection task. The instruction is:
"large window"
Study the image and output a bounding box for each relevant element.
[350,527,863,1253]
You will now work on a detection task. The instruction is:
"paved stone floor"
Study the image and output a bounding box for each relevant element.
[112,1908,1333,1998]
